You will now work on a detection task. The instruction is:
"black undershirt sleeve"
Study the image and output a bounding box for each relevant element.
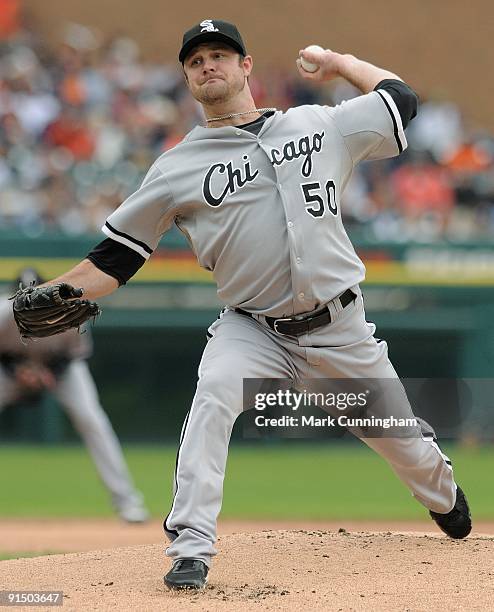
[374,79,419,129]
[86,238,146,286]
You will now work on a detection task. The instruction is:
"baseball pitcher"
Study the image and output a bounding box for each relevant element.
[10,20,471,590]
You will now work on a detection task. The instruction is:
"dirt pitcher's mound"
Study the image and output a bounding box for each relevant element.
[1,529,493,611]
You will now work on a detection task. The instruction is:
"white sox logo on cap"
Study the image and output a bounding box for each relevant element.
[200,20,219,33]
[179,19,246,63]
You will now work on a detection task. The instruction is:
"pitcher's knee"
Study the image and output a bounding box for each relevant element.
[370,437,437,468]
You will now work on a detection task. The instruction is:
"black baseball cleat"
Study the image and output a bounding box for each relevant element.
[164,559,209,590]
[429,485,472,539]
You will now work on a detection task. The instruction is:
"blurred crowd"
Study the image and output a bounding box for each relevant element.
[1,13,493,241]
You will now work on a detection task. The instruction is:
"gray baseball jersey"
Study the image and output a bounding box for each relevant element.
[103,89,405,317]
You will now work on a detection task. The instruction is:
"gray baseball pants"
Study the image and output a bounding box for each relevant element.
[0,360,143,512]
[164,286,456,566]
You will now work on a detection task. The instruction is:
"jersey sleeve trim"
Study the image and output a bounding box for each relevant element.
[102,221,153,260]
[375,89,407,153]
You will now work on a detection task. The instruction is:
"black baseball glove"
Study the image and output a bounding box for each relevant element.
[10,283,100,339]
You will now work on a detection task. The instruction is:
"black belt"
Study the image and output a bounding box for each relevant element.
[235,288,356,337]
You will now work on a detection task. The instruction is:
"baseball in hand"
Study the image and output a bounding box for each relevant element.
[300,45,325,73]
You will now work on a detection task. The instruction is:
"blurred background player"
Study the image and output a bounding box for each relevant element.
[0,267,149,523]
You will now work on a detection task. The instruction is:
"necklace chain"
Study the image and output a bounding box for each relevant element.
[206,107,277,123]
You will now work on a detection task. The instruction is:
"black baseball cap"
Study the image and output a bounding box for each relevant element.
[179,19,246,64]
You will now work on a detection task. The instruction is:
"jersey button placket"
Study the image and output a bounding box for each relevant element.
[271,160,308,310]
[278,182,311,309]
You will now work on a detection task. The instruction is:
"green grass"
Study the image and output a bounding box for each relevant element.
[0,551,61,561]
[0,444,492,520]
